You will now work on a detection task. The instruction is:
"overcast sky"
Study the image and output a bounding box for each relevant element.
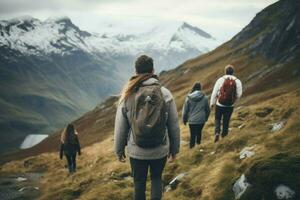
[0,0,278,41]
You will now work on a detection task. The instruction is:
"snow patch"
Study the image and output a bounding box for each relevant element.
[20,134,48,149]
[233,174,251,199]
[275,185,295,199]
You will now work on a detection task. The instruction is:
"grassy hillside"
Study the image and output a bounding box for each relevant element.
[1,78,299,200]
[1,0,300,199]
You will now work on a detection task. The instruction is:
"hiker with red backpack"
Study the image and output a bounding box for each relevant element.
[210,65,242,143]
[114,55,180,200]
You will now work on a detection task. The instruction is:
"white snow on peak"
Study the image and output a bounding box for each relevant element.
[45,16,70,23]
[170,24,219,52]
[20,134,48,149]
[0,17,220,57]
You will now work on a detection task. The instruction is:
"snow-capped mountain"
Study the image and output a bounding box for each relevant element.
[0,16,219,70]
[0,16,220,153]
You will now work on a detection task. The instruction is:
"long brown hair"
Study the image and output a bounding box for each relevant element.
[61,123,77,144]
[119,73,158,103]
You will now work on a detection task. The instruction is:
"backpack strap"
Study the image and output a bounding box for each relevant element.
[122,100,131,129]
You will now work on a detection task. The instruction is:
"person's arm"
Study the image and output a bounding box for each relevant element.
[60,144,64,159]
[236,79,243,100]
[76,135,81,156]
[182,97,189,125]
[205,97,211,121]
[167,99,181,159]
[210,78,222,107]
[114,101,130,162]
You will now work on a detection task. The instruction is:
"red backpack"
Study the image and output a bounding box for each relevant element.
[218,77,237,106]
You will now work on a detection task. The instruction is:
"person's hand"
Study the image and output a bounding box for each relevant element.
[168,153,176,163]
[118,152,126,163]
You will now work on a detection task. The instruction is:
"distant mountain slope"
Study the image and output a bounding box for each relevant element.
[0,17,218,153]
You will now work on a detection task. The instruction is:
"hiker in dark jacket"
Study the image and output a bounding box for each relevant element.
[114,55,180,200]
[210,65,242,143]
[60,123,81,173]
[182,82,210,148]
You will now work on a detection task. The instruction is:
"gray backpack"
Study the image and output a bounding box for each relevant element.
[125,83,167,148]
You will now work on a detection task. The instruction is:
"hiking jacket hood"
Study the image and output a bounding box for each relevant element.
[182,90,210,124]
[188,90,204,102]
[114,77,181,160]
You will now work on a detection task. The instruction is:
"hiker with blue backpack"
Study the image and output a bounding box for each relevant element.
[182,82,210,148]
[114,55,180,200]
[210,65,243,143]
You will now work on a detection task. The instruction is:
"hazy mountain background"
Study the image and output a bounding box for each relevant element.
[0,16,220,153]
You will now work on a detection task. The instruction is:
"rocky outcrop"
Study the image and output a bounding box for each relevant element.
[232,0,300,63]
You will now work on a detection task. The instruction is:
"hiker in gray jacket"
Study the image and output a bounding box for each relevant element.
[182,82,210,148]
[114,55,180,200]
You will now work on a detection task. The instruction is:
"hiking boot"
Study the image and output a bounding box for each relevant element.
[214,135,220,143]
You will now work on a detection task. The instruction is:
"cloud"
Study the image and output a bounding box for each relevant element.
[0,0,278,40]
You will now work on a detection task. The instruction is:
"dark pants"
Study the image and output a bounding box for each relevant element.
[215,105,234,137]
[189,124,205,148]
[130,157,167,200]
[65,153,77,173]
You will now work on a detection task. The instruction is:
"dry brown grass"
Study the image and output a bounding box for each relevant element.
[1,80,299,200]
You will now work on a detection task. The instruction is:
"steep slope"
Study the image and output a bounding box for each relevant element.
[1,0,299,200]
[0,17,218,153]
